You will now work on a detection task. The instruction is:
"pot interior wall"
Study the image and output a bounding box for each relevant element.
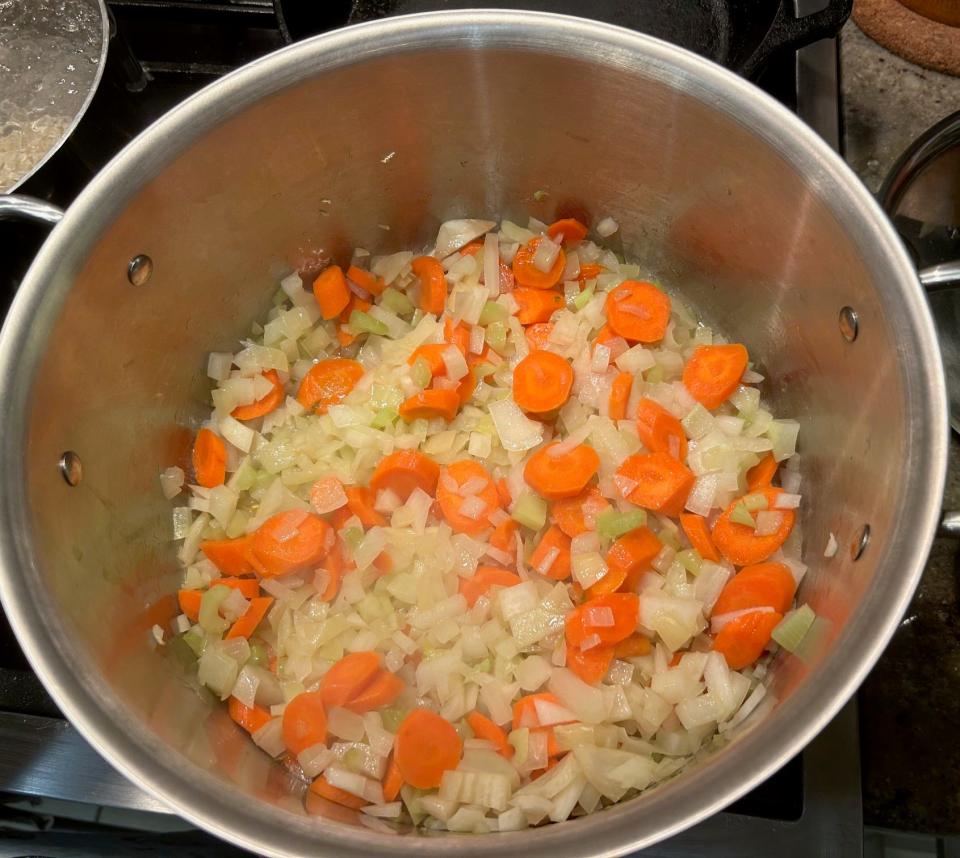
[13,28,922,851]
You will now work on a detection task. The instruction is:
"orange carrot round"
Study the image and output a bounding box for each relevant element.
[747,452,778,491]
[347,265,386,297]
[297,358,364,414]
[407,343,449,376]
[226,595,274,640]
[232,370,285,421]
[615,452,695,517]
[551,487,610,538]
[320,652,382,709]
[566,643,615,685]
[586,565,627,598]
[343,485,386,528]
[512,237,566,290]
[525,322,555,351]
[399,389,460,422]
[193,428,226,488]
[382,755,405,802]
[565,593,640,648]
[436,460,500,535]
[614,633,653,658]
[490,517,518,553]
[217,578,261,599]
[513,350,574,414]
[605,281,671,343]
[682,344,749,410]
[605,527,662,589]
[459,566,522,608]
[679,513,721,562]
[546,217,588,244]
[369,450,440,501]
[530,524,572,580]
[412,255,447,315]
[444,319,471,355]
[282,690,328,754]
[317,539,343,602]
[456,370,477,406]
[467,711,514,758]
[345,670,404,713]
[513,288,564,325]
[578,262,604,282]
[310,776,368,810]
[713,610,782,669]
[608,372,633,421]
[201,534,256,576]
[395,709,462,789]
[524,442,600,500]
[712,562,796,616]
[250,510,331,577]
[178,589,202,622]
[635,398,688,460]
[711,488,795,566]
[313,265,351,320]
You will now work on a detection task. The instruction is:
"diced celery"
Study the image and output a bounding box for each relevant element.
[742,493,769,512]
[508,728,529,765]
[372,407,398,429]
[379,287,415,316]
[410,357,432,389]
[248,640,268,667]
[486,321,508,354]
[348,310,389,336]
[199,585,231,634]
[512,492,547,531]
[225,509,249,539]
[596,508,647,540]
[479,301,508,325]
[573,287,594,311]
[771,604,816,652]
[645,364,664,383]
[675,549,702,575]
[473,362,496,379]
[169,634,198,668]
[382,704,410,733]
[342,527,364,549]
[681,403,713,441]
[730,502,756,528]
[182,625,207,657]
[371,383,403,410]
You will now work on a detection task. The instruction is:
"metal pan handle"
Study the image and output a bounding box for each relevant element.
[0,194,65,226]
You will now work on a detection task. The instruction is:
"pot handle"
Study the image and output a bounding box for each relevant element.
[0,194,65,226]
[738,0,853,79]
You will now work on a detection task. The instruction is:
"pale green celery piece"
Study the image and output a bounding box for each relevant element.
[380,287,415,315]
[645,364,664,383]
[233,458,257,492]
[771,605,816,653]
[316,640,344,661]
[371,383,403,410]
[348,310,389,336]
[169,634,198,669]
[742,493,769,512]
[573,287,594,311]
[382,705,410,733]
[485,321,508,354]
[410,357,432,389]
[512,492,547,531]
[248,640,268,667]
[596,508,647,540]
[371,408,398,429]
[199,585,232,635]
[479,301,508,325]
[508,728,529,765]
[343,748,364,774]
[675,549,702,575]
[730,502,756,528]
[272,287,288,307]
[182,626,207,657]
[342,527,363,549]
[473,362,496,379]
[225,509,249,539]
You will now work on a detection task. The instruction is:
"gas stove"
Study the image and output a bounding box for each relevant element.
[0,2,859,855]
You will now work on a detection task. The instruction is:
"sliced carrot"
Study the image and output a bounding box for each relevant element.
[297,358,364,414]
[614,633,653,658]
[608,372,633,421]
[615,452,695,517]
[282,690,328,754]
[399,389,460,422]
[345,670,404,713]
[585,565,627,598]
[513,350,574,414]
[250,510,331,578]
[459,566,522,608]
[232,369,285,421]
[216,577,260,599]
[682,344,749,410]
[193,428,226,488]
[525,322,555,351]
[512,237,566,290]
[178,589,202,622]
[467,711,514,759]
[578,262,604,284]
[547,217,588,244]
[395,709,462,789]
[382,755,405,802]
[341,485,386,528]
[310,775,368,810]
[456,370,477,406]
[594,324,617,345]
[512,692,564,730]
[229,697,272,735]
[436,460,500,535]
[747,452,778,491]
[713,562,797,616]
[412,255,447,315]
[226,595,274,640]
[679,513,721,563]
[313,265,351,320]
[551,487,610,538]
[513,288,564,325]
[635,398,688,460]
[711,488,795,566]
[408,343,450,376]
[605,281,671,343]
[201,534,256,576]
[605,527,662,591]
[444,319,471,355]
[369,450,440,501]
[373,551,393,574]
[524,442,600,500]
[530,524,571,580]
[565,593,640,648]
[336,325,357,348]
[490,518,518,553]
[317,539,343,602]
[496,477,512,507]
[713,610,783,670]
[567,643,615,685]
[320,651,382,709]
[346,265,386,297]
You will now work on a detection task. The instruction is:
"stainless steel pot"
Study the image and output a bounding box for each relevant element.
[0,11,948,857]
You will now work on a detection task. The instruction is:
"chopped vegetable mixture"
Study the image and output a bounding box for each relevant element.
[162,214,813,831]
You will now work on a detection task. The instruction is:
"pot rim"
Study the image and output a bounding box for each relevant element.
[0,10,947,857]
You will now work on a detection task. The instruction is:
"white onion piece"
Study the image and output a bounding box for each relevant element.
[488,398,544,451]
[435,219,496,258]
[531,236,561,273]
[442,345,469,381]
[754,511,784,536]
[596,217,619,237]
[824,532,838,558]
[774,493,801,509]
[483,231,501,298]
[298,743,334,778]
[160,466,185,499]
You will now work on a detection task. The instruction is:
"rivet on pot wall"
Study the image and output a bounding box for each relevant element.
[127,254,153,286]
[839,306,858,342]
[852,524,870,560]
[59,451,82,487]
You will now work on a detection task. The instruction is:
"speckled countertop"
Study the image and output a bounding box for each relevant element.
[841,21,960,834]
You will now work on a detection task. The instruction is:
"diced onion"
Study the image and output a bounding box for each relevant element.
[824,532,838,558]
[532,236,561,273]
[596,217,619,237]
